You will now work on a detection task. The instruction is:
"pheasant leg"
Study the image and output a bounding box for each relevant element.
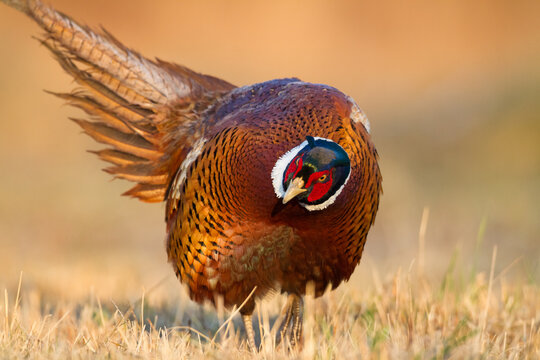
[241,313,257,351]
[277,295,295,342]
[275,294,303,347]
[290,295,303,346]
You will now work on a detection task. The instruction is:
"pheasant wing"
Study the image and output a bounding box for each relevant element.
[3,0,236,202]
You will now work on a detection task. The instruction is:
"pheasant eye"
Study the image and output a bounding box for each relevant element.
[306,170,333,203]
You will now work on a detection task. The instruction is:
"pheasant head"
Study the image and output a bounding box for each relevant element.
[272,136,351,211]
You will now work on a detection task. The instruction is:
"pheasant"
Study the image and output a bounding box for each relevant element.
[2,0,382,349]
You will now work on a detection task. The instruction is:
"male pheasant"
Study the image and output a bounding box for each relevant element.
[2,0,382,349]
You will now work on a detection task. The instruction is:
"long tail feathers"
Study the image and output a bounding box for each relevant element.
[2,0,236,202]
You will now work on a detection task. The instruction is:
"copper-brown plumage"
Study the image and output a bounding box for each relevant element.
[3,0,382,349]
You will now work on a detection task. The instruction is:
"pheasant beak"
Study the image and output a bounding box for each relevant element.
[282,177,307,204]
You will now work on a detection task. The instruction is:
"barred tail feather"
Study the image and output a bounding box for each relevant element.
[2,0,236,202]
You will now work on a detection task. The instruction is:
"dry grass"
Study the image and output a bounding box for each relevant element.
[0,1,539,359]
[1,247,538,359]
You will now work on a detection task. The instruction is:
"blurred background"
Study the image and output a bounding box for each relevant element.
[0,0,538,301]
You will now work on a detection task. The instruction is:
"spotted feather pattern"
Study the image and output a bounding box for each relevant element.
[166,79,382,306]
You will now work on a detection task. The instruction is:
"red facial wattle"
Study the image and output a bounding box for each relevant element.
[306,170,333,202]
[284,156,303,183]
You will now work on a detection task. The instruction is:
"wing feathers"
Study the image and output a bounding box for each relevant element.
[89,149,148,167]
[41,39,150,123]
[104,163,167,185]
[70,118,160,161]
[3,0,236,202]
[48,91,134,133]
[31,1,171,105]
[123,184,165,203]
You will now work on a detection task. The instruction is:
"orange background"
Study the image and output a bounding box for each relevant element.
[0,0,538,297]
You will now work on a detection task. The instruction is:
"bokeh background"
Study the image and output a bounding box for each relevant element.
[0,0,538,301]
